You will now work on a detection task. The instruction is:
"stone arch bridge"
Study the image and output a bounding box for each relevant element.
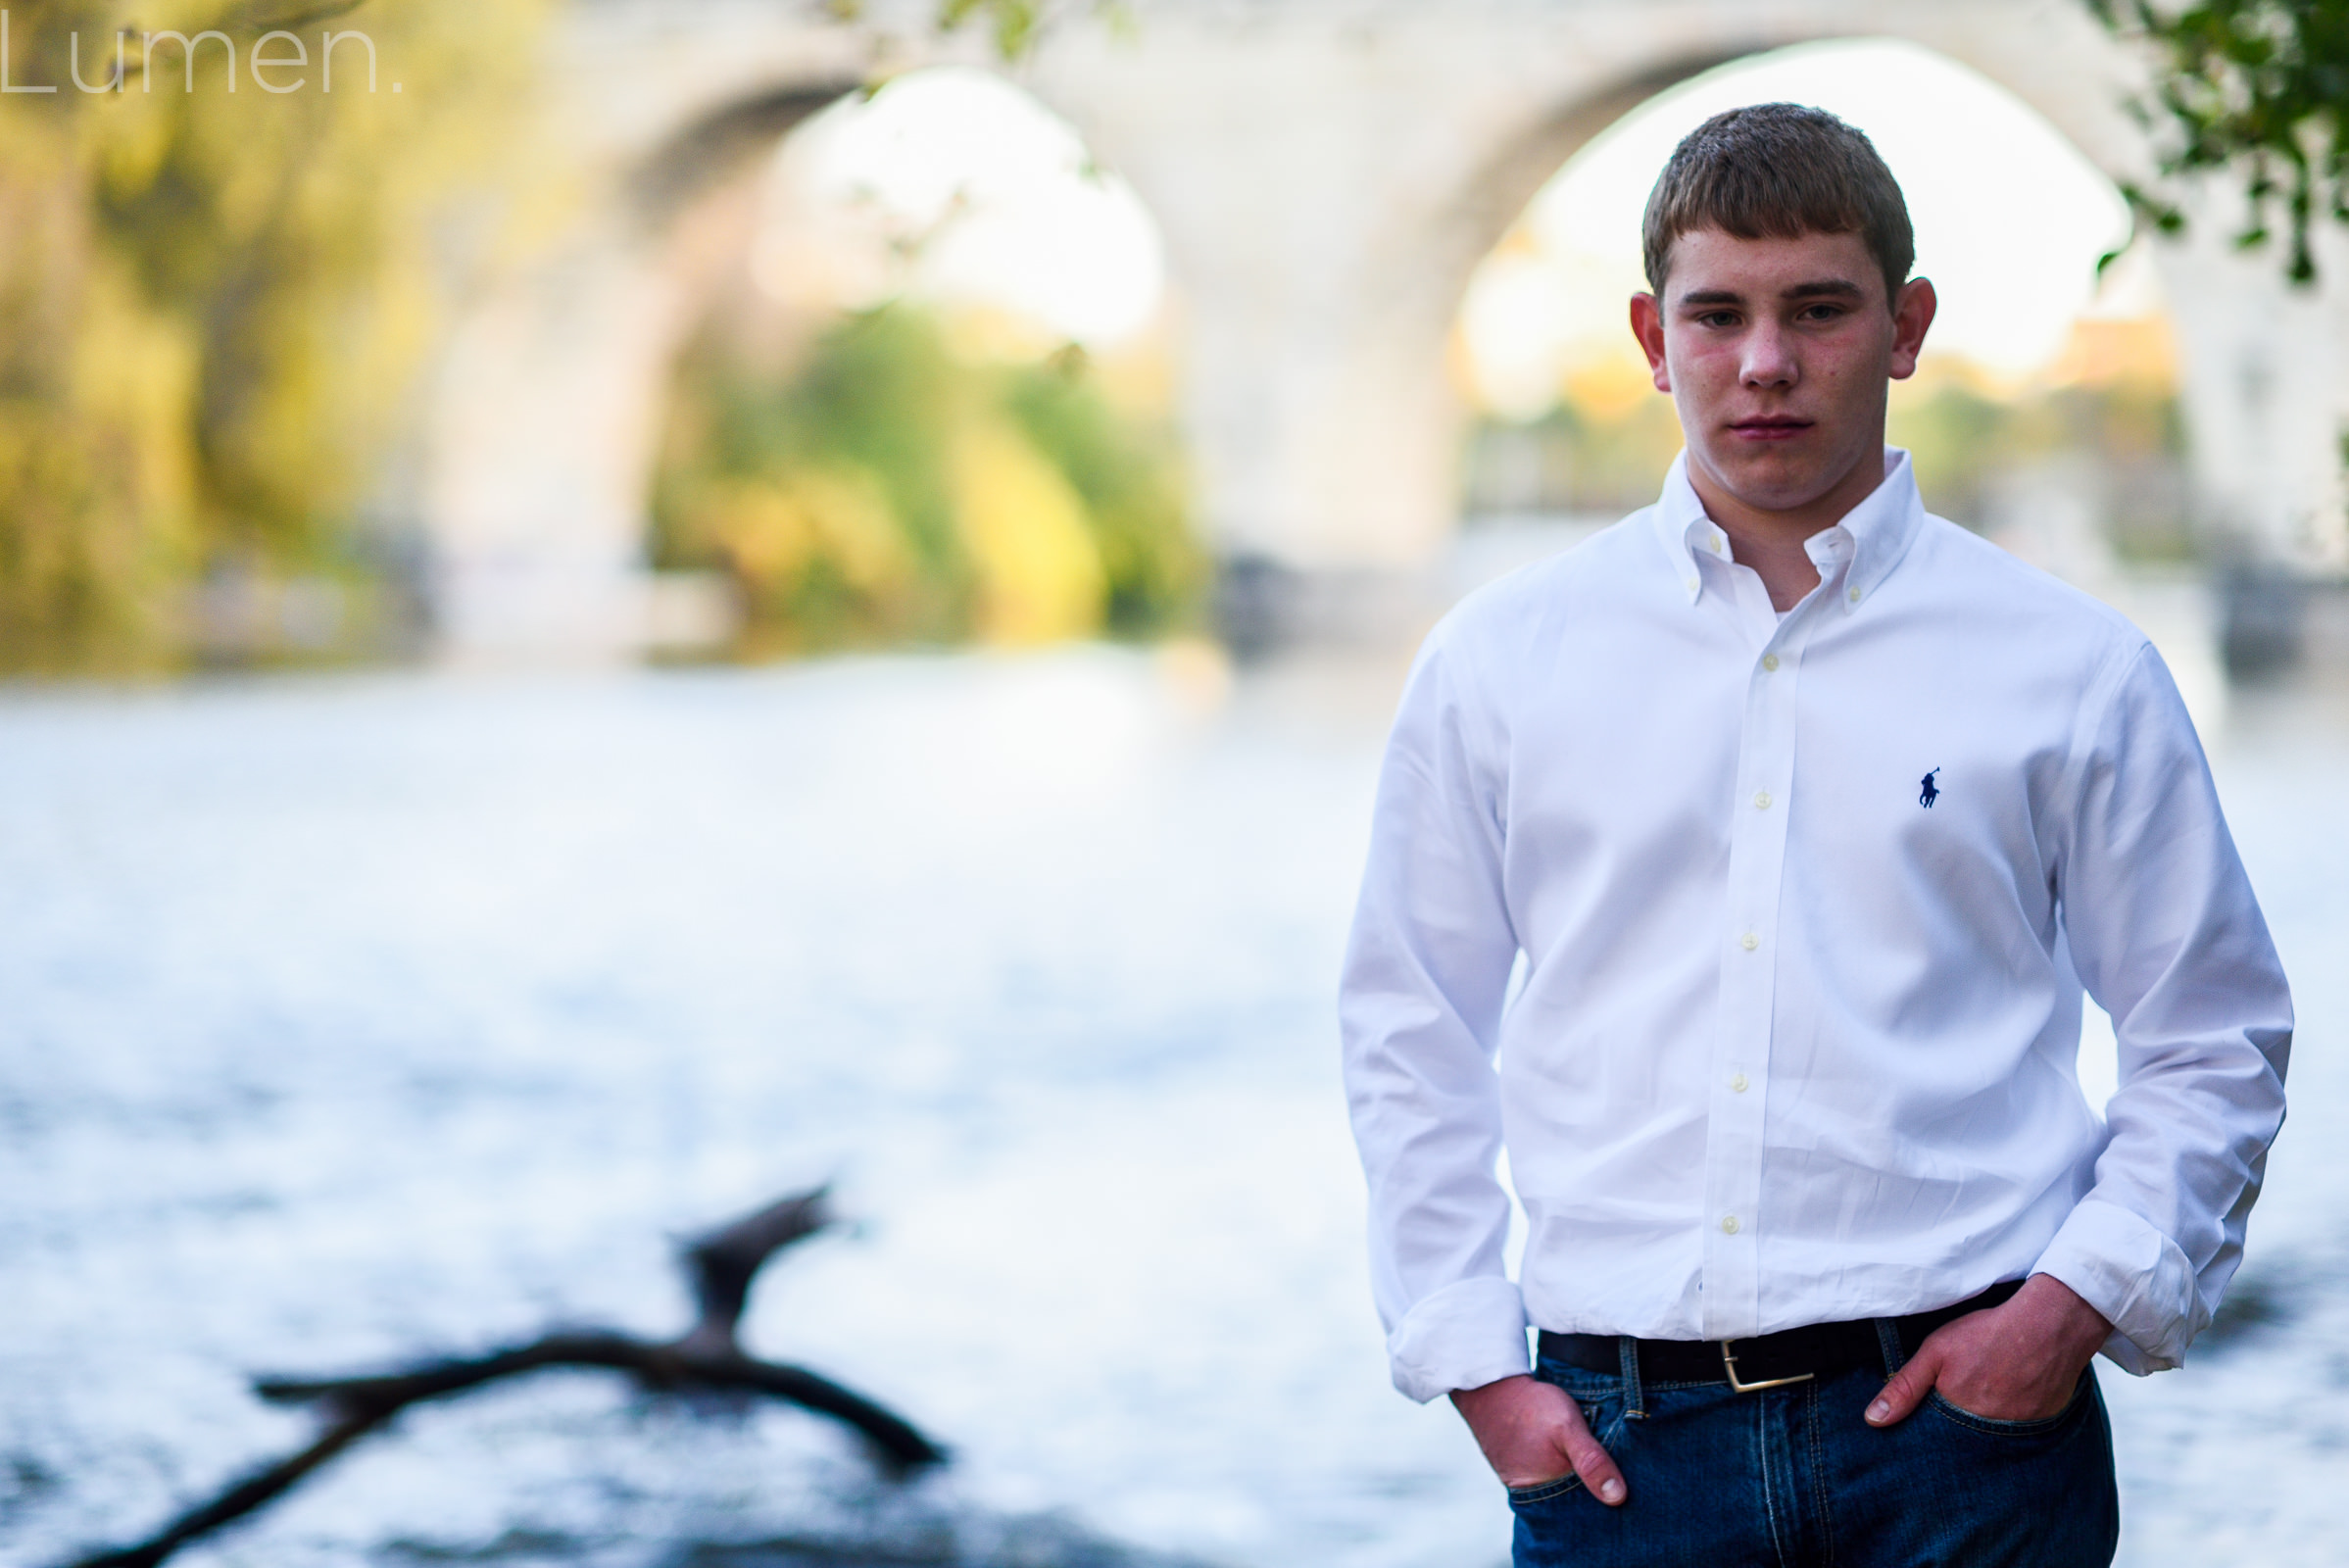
[420,0,2346,654]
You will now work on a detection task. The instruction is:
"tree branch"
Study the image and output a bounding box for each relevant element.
[251,1331,944,1473]
[57,1188,942,1568]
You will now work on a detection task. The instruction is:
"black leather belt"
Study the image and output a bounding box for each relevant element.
[1537,1278,2025,1391]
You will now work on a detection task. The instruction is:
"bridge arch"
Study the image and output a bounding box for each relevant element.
[419,62,869,654]
[416,0,2346,655]
[1024,1,2343,586]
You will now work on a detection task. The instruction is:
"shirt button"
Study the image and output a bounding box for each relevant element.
[1847,585,1862,602]
[1761,654,1779,672]
[1753,790,1772,810]
[1722,1215,1741,1235]
[1686,577,1700,592]
[1731,1072,1748,1093]
[1739,932,1759,952]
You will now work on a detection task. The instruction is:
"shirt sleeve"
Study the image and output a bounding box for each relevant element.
[2033,641,2293,1373]
[1339,618,1531,1403]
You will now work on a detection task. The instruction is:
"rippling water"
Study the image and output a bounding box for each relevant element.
[0,629,2342,1568]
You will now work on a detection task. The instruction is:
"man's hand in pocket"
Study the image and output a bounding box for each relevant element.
[1452,1375,1628,1504]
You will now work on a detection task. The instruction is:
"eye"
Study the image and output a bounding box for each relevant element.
[1693,310,1740,329]
[1796,302,1848,323]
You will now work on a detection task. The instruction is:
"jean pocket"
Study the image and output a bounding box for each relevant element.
[1530,1361,1628,1446]
[1925,1368,2094,1438]
[1505,1473,1586,1506]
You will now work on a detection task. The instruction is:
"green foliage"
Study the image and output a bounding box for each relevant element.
[2089,0,2349,282]
[0,3,192,668]
[936,0,1044,59]
[0,0,547,671]
[743,305,966,574]
[652,306,1200,657]
[827,0,1134,60]
[1463,368,2193,562]
[1888,370,2193,559]
[1002,348,1200,634]
[1459,397,1688,519]
[1886,376,2018,521]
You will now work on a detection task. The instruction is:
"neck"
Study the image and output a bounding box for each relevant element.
[1685,442,1887,613]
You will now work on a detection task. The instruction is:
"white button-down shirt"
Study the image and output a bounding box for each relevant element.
[1340,449,2292,1404]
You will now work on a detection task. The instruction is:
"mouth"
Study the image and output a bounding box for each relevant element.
[1728,416,1813,443]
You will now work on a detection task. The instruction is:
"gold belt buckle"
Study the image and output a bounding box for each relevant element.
[1719,1342,1815,1393]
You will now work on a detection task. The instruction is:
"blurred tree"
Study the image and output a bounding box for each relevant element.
[656,308,971,652]
[3,0,1172,671]
[1458,381,1693,521]
[1885,370,2017,522]
[2089,0,2349,283]
[652,305,1199,658]
[0,0,548,670]
[0,3,196,668]
[830,0,1134,61]
[1002,347,1199,636]
[1460,354,2189,564]
[1885,368,2191,558]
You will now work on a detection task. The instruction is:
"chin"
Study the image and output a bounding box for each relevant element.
[1706,451,1837,513]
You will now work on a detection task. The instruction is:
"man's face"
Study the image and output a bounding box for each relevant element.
[1630,227,1933,521]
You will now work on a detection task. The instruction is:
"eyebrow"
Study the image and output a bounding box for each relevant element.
[1677,279,1867,307]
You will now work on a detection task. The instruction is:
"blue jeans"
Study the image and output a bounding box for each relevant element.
[1507,1329,2119,1567]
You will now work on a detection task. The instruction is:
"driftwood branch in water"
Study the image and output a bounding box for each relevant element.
[679,1185,835,1352]
[63,1187,944,1568]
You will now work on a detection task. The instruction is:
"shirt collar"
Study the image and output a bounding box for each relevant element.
[1648,447,1927,612]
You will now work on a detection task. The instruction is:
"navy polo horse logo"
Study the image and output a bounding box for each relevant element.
[1919,767,1941,809]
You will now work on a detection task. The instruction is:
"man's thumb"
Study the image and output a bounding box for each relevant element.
[1866,1349,1935,1427]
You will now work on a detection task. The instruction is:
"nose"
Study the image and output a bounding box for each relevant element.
[1740,318,1797,388]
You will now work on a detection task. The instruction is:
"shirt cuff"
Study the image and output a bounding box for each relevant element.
[2032,1196,2203,1374]
[1386,1276,1531,1403]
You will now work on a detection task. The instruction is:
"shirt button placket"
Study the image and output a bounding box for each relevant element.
[1705,616,1806,1340]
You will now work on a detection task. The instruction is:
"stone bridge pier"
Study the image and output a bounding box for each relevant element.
[417,0,2349,658]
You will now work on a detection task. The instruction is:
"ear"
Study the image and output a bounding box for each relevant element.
[1888,277,1936,381]
[1630,292,1671,392]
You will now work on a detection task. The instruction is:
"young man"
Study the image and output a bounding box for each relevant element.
[1339,105,2292,1566]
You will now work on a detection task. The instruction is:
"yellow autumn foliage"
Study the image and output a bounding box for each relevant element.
[653,302,1197,656]
[704,467,910,596]
[0,0,552,669]
[1559,346,1657,422]
[953,419,1105,646]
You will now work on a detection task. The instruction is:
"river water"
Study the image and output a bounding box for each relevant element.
[0,600,2342,1567]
